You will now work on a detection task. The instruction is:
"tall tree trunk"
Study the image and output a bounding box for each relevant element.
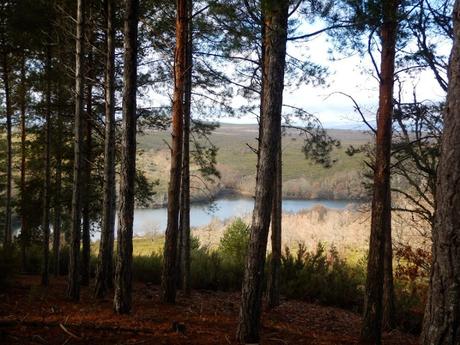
[382,186,395,330]
[113,0,139,314]
[53,82,63,277]
[161,0,186,304]
[41,44,52,286]
[81,47,93,287]
[95,0,116,299]
[1,33,12,247]
[421,1,460,343]
[236,1,289,342]
[179,0,192,296]
[107,186,116,289]
[68,0,86,301]
[255,14,265,189]
[20,53,27,271]
[53,13,65,278]
[268,138,282,308]
[360,1,398,343]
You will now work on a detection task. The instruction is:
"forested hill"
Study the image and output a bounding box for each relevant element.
[137,124,372,205]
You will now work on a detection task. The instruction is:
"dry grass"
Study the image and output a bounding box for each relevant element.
[192,205,430,258]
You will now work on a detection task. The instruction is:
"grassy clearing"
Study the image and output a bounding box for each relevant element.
[92,235,164,257]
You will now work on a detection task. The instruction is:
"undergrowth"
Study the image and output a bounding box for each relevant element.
[0,218,427,334]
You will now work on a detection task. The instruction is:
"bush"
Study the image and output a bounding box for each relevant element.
[215,218,250,289]
[280,243,365,309]
[191,246,223,290]
[132,253,162,284]
[22,243,43,274]
[218,218,249,267]
[0,245,20,289]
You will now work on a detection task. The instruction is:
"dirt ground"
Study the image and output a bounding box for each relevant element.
[0,275,418,345]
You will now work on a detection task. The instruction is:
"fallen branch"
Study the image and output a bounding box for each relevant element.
[59,323,81,340]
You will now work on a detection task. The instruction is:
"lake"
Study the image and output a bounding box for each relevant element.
[125,197,356,237]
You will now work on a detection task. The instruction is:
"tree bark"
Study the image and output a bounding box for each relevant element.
[81,46,94,287]
[41,44,52,287]
[237,1,289,342]
[20,53,28,271]
[360,1,399,343]
[161,0,186,304]
[114,0,139,314]
[68,0,86,301]
[1,31,12,247]
[107,187,116,289]
[179,0,192,296]
[53,58,63,277]
[95,0,116,299]
[421,1,460,343]
[382,186,396,330]
[268,137,282,308]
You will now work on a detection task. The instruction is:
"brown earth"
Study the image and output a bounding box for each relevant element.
[0,275,418,345]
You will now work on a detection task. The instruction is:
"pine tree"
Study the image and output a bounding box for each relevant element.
[114,0,139,314]
[68,0,86,301]
[237,1,289,342]
[360,1,400,343]
[421,1,460,343]
[95,0,117,299]
[161,0,187,304]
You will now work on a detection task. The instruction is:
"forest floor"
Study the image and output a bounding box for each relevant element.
[0,275,418,345]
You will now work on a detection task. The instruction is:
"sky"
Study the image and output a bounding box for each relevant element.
[214,21,450,130]
[140,14,451,131]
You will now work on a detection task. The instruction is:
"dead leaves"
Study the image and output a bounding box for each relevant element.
[0,275,418,345]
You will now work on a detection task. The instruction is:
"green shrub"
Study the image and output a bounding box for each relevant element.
[0,245,20,289]
[280,242,365,309]
[132,252,162,284]
[394,279,427,334]
[23,244,43,274]
[218,218,250,267]
[212,218,250,289]
[191,245,223,290]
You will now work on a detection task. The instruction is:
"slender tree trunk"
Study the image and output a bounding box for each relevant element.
[255,15,265,188]
[1,34,12,247]
[382,186,395,330]
[421,1,460,343]
[179,0,192,296]
[113,0,139,314]
[95,0,116,299]
[41,44,52,286]
[237,2,289,342]
[20,53,27,271]
[360,1,398,343]
[53,83,63,277]
[53,16,65,278]
[161,0,186,304]
[68,0,86,301]
[268,138,282,308]
[177,208,183,289]
[108,187,116,289]
[81,47,94,287]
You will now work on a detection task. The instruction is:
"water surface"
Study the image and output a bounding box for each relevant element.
[127,197,355,236]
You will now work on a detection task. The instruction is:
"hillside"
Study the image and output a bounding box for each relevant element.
[137,123,372,206]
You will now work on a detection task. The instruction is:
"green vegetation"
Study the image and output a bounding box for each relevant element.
[218,218,250,267]
[280,243,365,309]
[0,218,427,332]
[137,125,371,205]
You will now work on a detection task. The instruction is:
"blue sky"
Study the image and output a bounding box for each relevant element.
[216,21,449,129]
[140,18,450,130]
